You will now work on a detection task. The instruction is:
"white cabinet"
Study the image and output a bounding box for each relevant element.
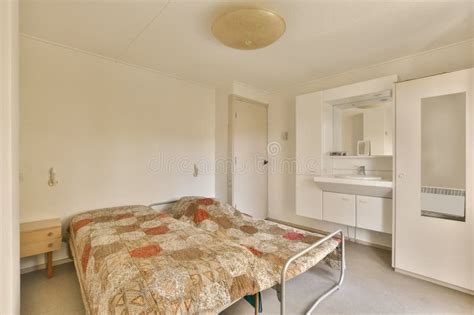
[295,91,323,175]
[356,196,392,233]
[295,76,398,236]
[295,91,324,218]
[322,192,392,233]
[296,175,322,220]
[322,192,355,226]
[322,75,398,101]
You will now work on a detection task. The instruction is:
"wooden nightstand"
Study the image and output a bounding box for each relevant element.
[20,218,62,278]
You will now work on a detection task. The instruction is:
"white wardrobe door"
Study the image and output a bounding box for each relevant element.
[395,68,473,291]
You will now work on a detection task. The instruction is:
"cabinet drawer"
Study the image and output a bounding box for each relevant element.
[323,192,356,226]
[20,238,61,258]
[20,226,61,245]
[356,196,392,233]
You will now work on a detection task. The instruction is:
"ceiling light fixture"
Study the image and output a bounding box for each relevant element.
[212,8,286,50]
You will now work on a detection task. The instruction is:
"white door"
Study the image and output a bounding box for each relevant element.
[395,69,473,291]
[231,97,268,218]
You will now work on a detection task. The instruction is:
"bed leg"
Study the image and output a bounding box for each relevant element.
[254,293,259,315]
[305,235,345,314]
[280,230,345,315]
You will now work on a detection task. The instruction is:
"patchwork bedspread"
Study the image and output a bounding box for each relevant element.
[169,197,340,284]
[70,199,340,314]
[70,205,264,314]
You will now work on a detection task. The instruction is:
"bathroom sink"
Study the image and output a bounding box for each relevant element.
[336,174,382,180]
[314,175,392,197]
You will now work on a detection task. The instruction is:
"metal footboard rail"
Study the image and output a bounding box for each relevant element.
[280,229,345,315]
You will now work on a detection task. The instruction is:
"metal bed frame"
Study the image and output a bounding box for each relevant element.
[149,200,345,315]
[279,229,345,315]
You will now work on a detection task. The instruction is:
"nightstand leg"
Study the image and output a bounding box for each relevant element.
[47,252,53,278]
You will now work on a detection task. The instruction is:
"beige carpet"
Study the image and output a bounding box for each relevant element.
[21,242,473,314]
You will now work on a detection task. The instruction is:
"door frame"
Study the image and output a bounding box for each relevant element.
[0,0,20,313]
[228,95,269,216]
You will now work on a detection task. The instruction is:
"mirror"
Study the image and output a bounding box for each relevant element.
[421,92,466,221]
[332,96,393,156]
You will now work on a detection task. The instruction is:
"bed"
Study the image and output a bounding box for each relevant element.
[69,198,344,314]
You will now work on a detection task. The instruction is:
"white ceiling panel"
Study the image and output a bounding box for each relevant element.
[20,0,169,58]
[20,0,474,90]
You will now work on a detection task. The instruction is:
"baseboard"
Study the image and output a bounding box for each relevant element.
[352,238,391,251]
[266,217,391,251]
[20,257,72,274]
[395,268,474,295]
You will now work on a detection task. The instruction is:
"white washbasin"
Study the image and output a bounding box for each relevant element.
[336,174,382,180]
[314,175,392,198]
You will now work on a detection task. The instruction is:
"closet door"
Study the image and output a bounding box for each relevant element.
[295,92,323,219]
[395,69,473,291]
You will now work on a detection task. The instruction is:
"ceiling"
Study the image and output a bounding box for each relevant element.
[20,0,474,91]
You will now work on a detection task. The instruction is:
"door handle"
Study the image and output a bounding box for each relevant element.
[263,160,269,165]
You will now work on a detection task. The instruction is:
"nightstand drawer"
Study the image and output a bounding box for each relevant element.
[20,238,61,258]
[20,218,62,277]
[20,226,61,245]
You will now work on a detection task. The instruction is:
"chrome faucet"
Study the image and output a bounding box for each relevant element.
[357,165,366,175]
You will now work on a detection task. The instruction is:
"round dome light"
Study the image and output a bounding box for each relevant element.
[212,8,286,50]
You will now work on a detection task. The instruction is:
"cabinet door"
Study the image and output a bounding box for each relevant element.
[322,192,355,226]
[296,175,322,220]
[356,196,392,233]
[295,91,324,220]
[295,92,322,175]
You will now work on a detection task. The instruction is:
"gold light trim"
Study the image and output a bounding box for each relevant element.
[212,8,286,50]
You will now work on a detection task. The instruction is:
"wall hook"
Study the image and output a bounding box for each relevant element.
[48,167,59,187]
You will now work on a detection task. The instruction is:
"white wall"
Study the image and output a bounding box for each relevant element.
[267,40,474,247]
[20,36,216,269]
[330,156,393,180]
[215,82,233,203]
[0,0,20,314]
[232,81,271,105]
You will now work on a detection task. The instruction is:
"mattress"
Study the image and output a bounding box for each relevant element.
[69,200,340,314]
